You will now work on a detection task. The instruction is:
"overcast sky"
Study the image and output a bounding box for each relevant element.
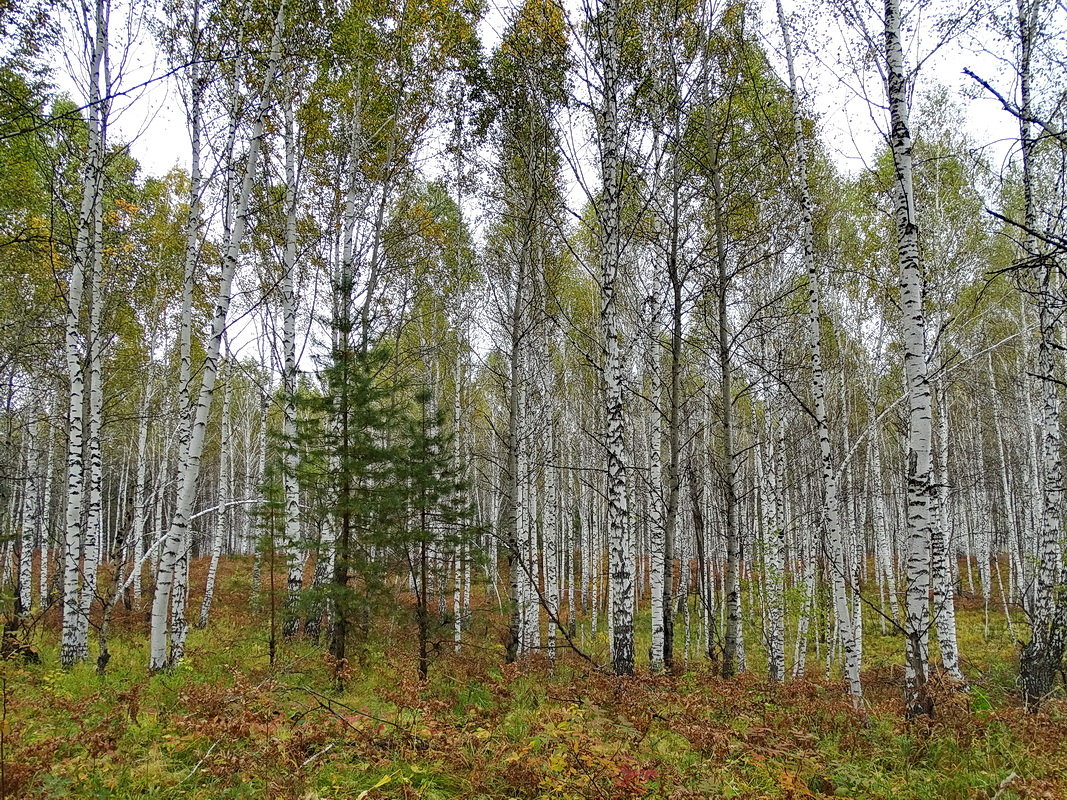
[54,0,1033,188]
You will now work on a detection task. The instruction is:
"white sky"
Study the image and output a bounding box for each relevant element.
[44,0,1044,379]
[55,0,1030,198]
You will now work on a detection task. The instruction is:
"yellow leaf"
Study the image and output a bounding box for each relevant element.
[354,773,393,799]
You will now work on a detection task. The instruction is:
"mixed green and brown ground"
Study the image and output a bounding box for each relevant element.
[5,559,1067,799]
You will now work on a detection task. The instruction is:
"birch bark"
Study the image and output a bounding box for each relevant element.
[885,0,934,714]
[18,414,38,618]
[281,98,303,639]
[593,0,634,675]
[76,209,106,662]
[197,365,231,629]
[932,377,963,681]
[646,295,667,671]
[149,3,287,670]
[1017,0,1065,711]
[60,0,108,667]
[130,378,154,602]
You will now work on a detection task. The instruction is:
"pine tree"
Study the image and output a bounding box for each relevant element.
[296,341,408,685]
[399,390,480,681]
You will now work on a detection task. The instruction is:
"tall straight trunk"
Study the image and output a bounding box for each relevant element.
[18,414,38,618]
[452,307,467,650]
[169,528,191,663]
[886,0,934,715]
[710,164,741,678]
[281,98,303,638]
[593,0,633,676]
[198,366,231,629]
[77,206,106,661]
[760,395,786,681]
[647,296,667,670]
[869,397,900,621]
[581,469,592,619]
[60,0,107,667]
[988,354,1021,603]
[149,3,287,670]
[1015,298,1040,608]
[792,483,815,677]
[453,546,464,651]
[932,377,963,680]
[687,442,710,658]
[662,182,683,671]
[76,233,105,665]
[567,466,577,632]
[1017,0,1065,712]
[38,406,54,607]
[130,379,154,602]
[545,424,560,656]
[521,420,541,652]
[150,423,170,578]
[153,0,203,668]
[504,301,525,662]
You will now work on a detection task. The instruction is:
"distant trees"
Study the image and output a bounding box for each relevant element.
[1,0,1066,719]
[148,1,288,672]
[484,0,569,663]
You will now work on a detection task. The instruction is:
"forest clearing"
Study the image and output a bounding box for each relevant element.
[2,0,1067,796]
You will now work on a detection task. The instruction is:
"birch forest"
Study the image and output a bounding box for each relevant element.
[2,0,1067,796]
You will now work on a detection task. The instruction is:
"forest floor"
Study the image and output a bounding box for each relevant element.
[6,558,1067,799]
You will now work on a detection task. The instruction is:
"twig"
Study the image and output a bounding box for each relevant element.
[300,743,335,768]
[992,772,1018,800]
[282,684,409,732]
[178,740,218,785]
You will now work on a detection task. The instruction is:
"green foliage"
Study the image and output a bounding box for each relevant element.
[293,341,410,659]
[6,590,1057,799]
[0,67,58,374]
[286,297,481,673]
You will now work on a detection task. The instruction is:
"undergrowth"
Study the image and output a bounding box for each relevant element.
[4,558,1066,799]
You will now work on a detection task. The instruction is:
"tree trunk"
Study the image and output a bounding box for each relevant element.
[592,0,634,676]
[197,365,231,630]
[885,0,934,716]
[149,2,286,670]
[281,98,304,639]
[60,0,107,669]
[1013,0,1066,713]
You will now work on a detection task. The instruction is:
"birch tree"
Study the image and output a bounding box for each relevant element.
[149,1,287,671]
[776,0,862,704]
[486,0,567,662]
[881,0,937,716]
[587,0,635,676]
[60,0,108,668]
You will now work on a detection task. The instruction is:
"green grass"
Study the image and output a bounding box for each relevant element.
[5,561,1067,799]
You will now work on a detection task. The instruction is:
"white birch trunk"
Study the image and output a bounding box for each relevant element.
[932,378,963,680]
[60,0,107,667]
[149,4,287,669]
[77,194,106,661]
[545,425,559,656]
[646,296,667,671]
[130,380,154,602]
[869,400,900,622]
[1018,0,1065,710]
[38,409,54,607]
[593,0,634,675]
[886,0,934,713]
[197,366,231,629]
[19,414,39,617]
[281,98,303,639]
